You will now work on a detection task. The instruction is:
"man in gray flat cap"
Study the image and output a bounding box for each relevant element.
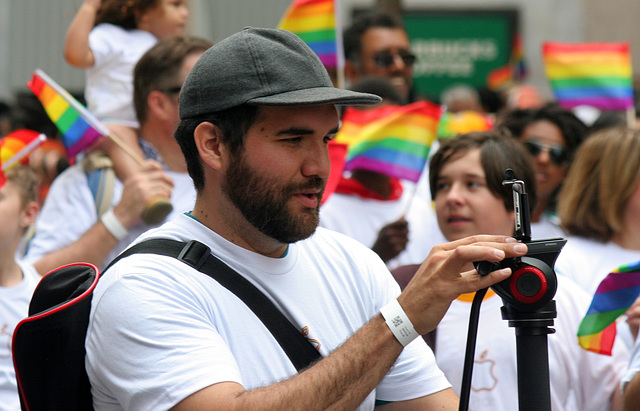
[85,27,527,410]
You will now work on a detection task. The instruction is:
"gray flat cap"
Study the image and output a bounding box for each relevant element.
[180,27,381,119]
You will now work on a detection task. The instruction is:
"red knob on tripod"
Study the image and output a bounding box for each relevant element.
[510,266,548,303]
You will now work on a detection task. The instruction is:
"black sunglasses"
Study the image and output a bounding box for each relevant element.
[370,51,416,69]
[523,139,569,165]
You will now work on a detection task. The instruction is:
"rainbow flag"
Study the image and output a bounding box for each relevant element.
[335,101,442,182]
[277,0,341,70]
[542,42,634,110]
[577,261,640,355]
[437,111,494,140]
[27,69,109,159]
[487,34,527,91]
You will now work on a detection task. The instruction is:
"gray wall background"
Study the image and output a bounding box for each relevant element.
[1,0,639,103]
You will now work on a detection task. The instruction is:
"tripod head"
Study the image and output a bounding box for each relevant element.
[474,168,565,311]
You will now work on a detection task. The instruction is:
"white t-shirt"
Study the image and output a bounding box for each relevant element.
[555,236,640,296]
[435,276,628,411]
[555,236,640,349]
[86,23,157,127]
[0,261,40,411]
[532,213,565,240]
[320,181,446,270]
[85,214,451,410]
[623,337,640,392]
[25,163,196,270]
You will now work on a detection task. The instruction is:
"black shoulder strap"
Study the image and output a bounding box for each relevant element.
[106,239,321,372]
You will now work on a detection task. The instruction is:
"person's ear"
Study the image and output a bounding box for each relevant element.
[194,122,225,171]
[20,200,39,229]
[147,90,173,122]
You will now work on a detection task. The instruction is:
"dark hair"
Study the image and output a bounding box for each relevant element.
[429,130,537,213]
[496,102,587,162]
[95,0,159,29]
[343,11,405,61]
[133,36,212,124]
[174,104,259,191]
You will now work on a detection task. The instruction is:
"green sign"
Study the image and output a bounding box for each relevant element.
[403,10,518,102]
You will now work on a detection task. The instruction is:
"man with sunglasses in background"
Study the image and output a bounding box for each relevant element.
[25,37,212,274]
[344,11,417,104]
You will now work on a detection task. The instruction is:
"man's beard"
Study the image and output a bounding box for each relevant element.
[222,151,325,244]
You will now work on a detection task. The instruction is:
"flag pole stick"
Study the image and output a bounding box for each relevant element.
[335,0,346,90]
[626,106,637,129]
[107,132,145,166]
[400,180,420,220]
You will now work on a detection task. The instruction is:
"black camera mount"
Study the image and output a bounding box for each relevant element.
[461,169,566,411]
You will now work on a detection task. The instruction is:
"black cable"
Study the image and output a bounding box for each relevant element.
[458,287,488,411]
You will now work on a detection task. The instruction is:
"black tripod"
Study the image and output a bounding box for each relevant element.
[501,300,556,411]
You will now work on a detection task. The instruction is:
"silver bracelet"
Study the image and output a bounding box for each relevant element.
[100,209,128,241]
[380,299,419,347]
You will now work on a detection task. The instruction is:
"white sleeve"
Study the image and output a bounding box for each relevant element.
[363,248,451,403]
[623,338,640,392]
[86,257,244,410]
[88,24,116,68]
[24,166,98,263]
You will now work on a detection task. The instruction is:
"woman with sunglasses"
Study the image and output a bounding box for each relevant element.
[497,103,588,239]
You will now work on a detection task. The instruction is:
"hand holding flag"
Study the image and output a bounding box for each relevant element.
[578,260,640,355]
[27,69,172,225]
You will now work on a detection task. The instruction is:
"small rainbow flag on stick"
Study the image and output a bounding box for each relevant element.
[1,130,47,171]
[0,129,46,188]
[27,69,109,160]
[487,34,527,92]
[542,42,634,111]
[277,0,342,70]
[577,260,640,355]
[335,101,442,183]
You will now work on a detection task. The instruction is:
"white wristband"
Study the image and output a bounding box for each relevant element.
[100,209,129,241]
[380,299,419,347]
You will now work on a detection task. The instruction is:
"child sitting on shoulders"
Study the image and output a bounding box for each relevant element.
[63,0,189,180]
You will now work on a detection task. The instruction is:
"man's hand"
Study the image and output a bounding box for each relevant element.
[113,160,174,228]
[371,218,409,262]
[398,235,528,335]
[626,296,640,339]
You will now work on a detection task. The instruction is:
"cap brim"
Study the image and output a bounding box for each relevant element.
[247,87,381,107]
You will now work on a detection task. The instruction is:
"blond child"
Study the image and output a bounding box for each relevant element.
[63,0,189,180]
[0,165,40,410]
